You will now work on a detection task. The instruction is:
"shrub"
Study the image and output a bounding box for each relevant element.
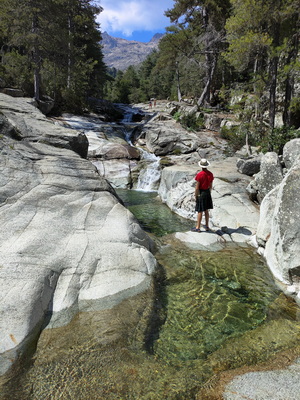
[177,112,204,131]
[220,125,246,152]
[261,126,300,154]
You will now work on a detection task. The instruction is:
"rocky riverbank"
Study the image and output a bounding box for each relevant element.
[132,101,300,305]
[132,100,300,400]
[0,94,157,378]
[0,94,299,399]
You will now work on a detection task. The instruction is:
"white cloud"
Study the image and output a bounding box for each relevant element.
[98,0,174,36]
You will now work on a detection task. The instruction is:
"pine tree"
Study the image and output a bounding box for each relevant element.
[165,0,231,106]
[0,0,107,112]
[225,0,300,145]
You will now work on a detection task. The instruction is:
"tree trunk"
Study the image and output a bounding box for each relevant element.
[269,55,278,130]
[67,14,72,89]
[283,32,298,126]
[268,21,280,150]
[176,62,182,102]
[197,54,217,107]
[32,12,41,101]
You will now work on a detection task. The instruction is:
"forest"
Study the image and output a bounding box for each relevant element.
[0,0,299,151]
[0,0,106,113]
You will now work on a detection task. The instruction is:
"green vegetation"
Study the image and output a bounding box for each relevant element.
[173,111,205,131]
[1,0,299,150]
[105,0,299,151]
[0,0,107,113]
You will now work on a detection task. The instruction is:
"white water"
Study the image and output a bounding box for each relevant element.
[60,109,162,191]
[136,149,161,192]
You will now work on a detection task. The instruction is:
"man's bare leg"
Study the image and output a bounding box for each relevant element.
[196,212,203,229]
[204,210,209,230]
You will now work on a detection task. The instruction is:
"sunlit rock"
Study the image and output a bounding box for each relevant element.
[158,158,259,238]
[0,94,157,376]
[283,138,300,169]
[249,152,283,203]
[141,118,203,156]
[256,152,300,304]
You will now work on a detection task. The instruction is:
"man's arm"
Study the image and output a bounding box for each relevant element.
[195,181,200,197]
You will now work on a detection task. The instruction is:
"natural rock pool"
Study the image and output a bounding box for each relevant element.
[2,190,300,400]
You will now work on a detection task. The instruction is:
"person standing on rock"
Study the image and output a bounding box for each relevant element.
[191,159,214,232]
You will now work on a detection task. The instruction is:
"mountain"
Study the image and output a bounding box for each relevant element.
[101,32,163,71]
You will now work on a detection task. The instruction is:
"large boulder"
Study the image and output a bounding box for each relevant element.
[0,94,157,376]
[158,165,196,219]
[158,157,259,238]
[283,138,300,169]
[236,155,261,176]
[258,158,300,298]
[249,152,283,203]
[92,158,139,188]
[0,97,89,158]
[255,186,278,247]
[256,155,300,304]
[141,118,203,156]
[89,138,140,160]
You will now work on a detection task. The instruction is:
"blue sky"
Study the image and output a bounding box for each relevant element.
[97,0,174,42]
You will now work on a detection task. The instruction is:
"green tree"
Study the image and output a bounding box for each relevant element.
[165,0,231,105]
[0,0,107,112]
[225,0,300,147]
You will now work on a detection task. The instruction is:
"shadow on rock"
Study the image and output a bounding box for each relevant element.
[217,226,252,236]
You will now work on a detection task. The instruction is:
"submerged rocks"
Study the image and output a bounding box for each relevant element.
[0,94,157,376]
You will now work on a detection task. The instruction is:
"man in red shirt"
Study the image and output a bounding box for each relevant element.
[191,158,214,232]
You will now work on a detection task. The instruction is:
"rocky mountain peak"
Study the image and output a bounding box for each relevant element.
[101,32,163,71]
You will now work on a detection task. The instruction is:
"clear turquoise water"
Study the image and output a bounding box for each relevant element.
[116,189,192,236]
[2,190,300,400]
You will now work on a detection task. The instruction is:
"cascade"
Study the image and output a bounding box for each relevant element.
[136,149,161,191]
[118,105,162,191]
[61,106,162,191]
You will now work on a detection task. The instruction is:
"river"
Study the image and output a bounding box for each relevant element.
[2,110,300,400]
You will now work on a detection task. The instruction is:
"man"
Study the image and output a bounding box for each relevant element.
[191,158,214,232]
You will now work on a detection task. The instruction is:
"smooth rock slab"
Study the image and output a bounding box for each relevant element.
[175,231,228,251]
[0,94,157,376]
[224,360,300,400]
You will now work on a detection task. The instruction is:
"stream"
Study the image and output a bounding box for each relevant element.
[3,109,300,400]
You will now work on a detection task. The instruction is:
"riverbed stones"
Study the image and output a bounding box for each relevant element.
[0,94,157,376]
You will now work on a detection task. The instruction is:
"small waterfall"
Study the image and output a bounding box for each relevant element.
[122,112,133,123]
[121,126,134,145]
[60,107,162,191]
[136,149,161,191]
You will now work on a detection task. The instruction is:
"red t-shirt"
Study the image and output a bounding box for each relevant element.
[195,170,214,190]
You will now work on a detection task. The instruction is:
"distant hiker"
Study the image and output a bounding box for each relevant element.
[149,99,152,108]
[191,159,214,232]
